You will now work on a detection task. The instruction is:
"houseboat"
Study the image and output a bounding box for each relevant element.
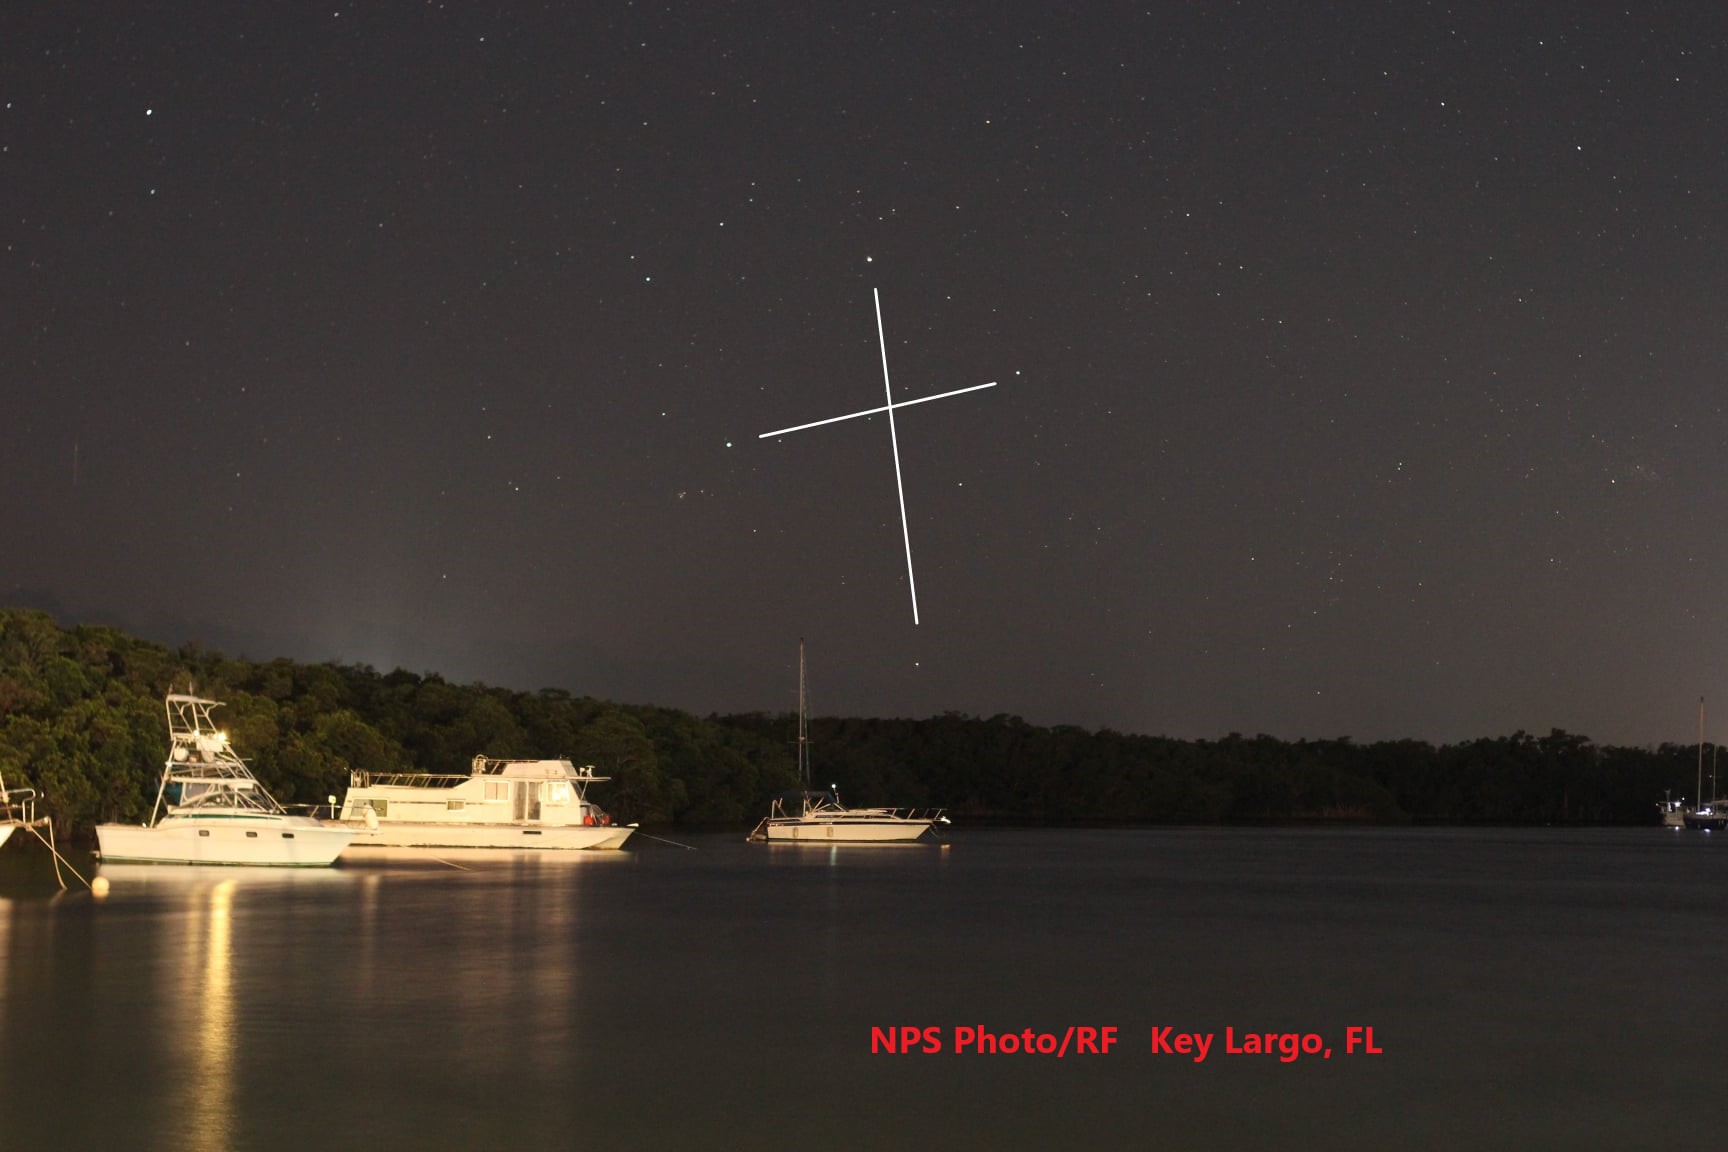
[332,755,634,850]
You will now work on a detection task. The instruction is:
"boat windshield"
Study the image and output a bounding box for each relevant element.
[765,790,844,818]
[171,782,280,814]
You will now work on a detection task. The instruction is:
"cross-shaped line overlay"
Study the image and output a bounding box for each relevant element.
[759,288,997,625]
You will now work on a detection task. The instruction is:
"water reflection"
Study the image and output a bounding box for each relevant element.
[85,855,609,1146]
[186,879,235,1152]
[341,852,601,1143]
[92,866,354,1151]
[0,897,11,1047]
[15,831,1728,1148]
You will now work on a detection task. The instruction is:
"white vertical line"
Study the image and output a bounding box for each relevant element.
[874,288,920,625]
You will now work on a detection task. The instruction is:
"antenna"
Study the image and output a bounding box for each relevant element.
[798,638,810,790]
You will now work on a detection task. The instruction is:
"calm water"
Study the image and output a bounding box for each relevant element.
[2,827,1725,1150]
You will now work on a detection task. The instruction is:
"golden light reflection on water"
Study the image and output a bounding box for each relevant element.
[352,854,590,1107]
[0,897,11,1051]
[183,879,236,1152]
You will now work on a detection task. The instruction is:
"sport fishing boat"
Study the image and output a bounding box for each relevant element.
[331,755,635,850]
[95,694,353,866]
[747,642,947,844]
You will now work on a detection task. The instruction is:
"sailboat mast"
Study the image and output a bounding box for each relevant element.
[798,639,809,789]
[1698,696,1705,809]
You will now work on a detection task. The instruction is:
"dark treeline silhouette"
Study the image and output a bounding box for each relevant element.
[0,609,1703,830]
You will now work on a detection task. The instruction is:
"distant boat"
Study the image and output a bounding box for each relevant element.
[1658,791,1689,828]
[747,641,946,844]
[330,755,635,850]
[95,694,353,866]
[1683,804,1728,831]
[1678,697,1728,830]
[750,788,948,843]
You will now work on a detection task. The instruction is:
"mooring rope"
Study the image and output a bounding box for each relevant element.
[632,831,697,851]
[26,819,93,891]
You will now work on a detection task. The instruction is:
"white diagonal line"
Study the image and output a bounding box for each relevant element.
[875,288,920,625]
[758,289,997,624]
[757,381,997,439]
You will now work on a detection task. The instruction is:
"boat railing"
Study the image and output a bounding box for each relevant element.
[832,806,947,821]
[350,771,470,789]
[468,756,606,780]
[283,801,345,820]
[777,794,947,822]
[1,784,38,825]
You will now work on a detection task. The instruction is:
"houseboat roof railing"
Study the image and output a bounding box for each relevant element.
[468,755,609,781]
[350,760,612,789]
[350,771,472,789]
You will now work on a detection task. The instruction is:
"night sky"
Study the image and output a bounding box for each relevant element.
[5,3,1727,744]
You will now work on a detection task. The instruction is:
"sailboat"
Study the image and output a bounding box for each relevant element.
[95,694,354,866]
[1681,696,1728,830]
[747,642,947,844]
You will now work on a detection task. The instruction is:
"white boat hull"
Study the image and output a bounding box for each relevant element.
[760,819,936,843]
[330,820,634,851]
[95,815,353,866]
[0,825,15,850]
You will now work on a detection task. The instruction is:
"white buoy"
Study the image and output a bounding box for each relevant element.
[90,876,110,898]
